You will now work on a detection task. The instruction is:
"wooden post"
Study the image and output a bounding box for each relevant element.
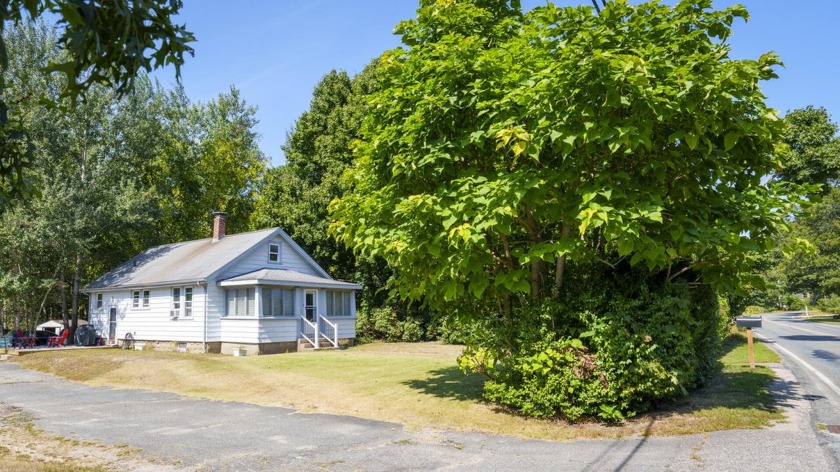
[747,327,755,369]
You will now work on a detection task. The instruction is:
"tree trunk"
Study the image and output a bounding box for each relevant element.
[60,272,69,335]
[71,254,83,339]
[13,292,21,332]
[523,205,543,300]
[553,224,572,298]
[530,260,543,301]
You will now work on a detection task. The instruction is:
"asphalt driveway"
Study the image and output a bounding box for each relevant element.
[0,361,836,471]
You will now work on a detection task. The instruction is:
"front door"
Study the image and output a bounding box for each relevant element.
[108,307,117,344]
[304,290,317,322]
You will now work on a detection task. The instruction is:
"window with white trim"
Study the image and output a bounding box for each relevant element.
[171,287,181,318]
[225,288,255,317]
[268,242,281,263]
[325,291,352,317]
[96,293,103,309]
[261,287,295,317]
[184,287,193,317]
[132,289,150,308]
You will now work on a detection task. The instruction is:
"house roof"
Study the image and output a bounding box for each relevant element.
[85,228,281,290]
[219,269,362,290]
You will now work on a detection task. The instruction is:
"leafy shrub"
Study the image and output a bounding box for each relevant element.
[355,304,424,343]
[458,268,726,422]
[817,294,840,315]
[743,305,768,315]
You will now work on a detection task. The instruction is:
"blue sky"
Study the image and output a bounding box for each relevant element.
[153,1,839,166]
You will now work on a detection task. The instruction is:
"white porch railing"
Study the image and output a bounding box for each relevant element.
[299,315,339,349]
[318,315,339,348]
[299,317,318,348]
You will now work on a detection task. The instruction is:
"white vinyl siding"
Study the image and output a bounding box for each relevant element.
[325,291,352,317]
[262,287,295,317]
[88,288,206,344]
[219,236,321,279]
[226,288,255,317]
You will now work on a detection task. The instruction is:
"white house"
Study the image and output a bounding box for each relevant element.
[84,212,360,355]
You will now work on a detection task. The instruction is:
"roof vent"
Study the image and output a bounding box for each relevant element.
[211,210,228,242]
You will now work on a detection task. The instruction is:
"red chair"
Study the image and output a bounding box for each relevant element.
[47,329,69,348]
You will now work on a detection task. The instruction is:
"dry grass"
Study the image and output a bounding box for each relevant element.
[15,338,783,441]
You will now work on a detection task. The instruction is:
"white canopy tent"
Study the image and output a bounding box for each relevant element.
[35,319,87,335]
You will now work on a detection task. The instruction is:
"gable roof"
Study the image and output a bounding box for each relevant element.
[86,228,282,290]
[219,269,362,290]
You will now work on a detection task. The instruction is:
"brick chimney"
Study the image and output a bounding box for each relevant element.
[212,211,228,242]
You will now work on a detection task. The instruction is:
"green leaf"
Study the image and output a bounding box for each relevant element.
[724,132,739,151]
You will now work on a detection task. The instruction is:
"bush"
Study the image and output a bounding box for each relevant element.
[743,305,769,315]
[458,268,726,422]
[817,294,840,315]
[355,304,425,343]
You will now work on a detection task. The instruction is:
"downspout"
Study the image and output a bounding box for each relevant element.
[202,283,208,353]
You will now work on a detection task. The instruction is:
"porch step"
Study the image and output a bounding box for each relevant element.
[297,338,339,351]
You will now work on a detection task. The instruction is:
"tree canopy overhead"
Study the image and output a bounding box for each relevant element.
[774,106,840,191]
[330,0,802,312]
[0,0,195,205]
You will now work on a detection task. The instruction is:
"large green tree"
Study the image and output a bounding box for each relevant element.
[774,106,840,191]
[252,67,392,306]
[0,0,194,205]
[331,0,799,312]
[767,107,840,304]
[0,22,262,335]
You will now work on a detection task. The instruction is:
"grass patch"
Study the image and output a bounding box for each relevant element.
[804,314,840,325]
[721,331,781,364]
[15,339,783,440]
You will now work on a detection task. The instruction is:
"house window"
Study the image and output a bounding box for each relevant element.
[225,288,255,317]
[325,291,352,317]
[132,290,150,309]
[268,242,280,263]
[171,287,181,318]
[184,287,193,317]
[262,288,295,317]
[96,293,103,309]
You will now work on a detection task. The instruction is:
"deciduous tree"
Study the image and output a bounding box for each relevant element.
[331,0,801,314]
[0,0,195,205]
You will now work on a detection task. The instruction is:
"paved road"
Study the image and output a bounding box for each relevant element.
[0,360,836,471]
[756,312,840,463]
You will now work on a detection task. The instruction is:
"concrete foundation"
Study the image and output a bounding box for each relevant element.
[121,339,354,356]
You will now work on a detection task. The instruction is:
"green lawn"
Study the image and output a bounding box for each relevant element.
[721,331,782,364]
[803,314,840,325]
[15,337,784,440]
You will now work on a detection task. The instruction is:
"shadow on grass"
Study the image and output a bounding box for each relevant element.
[403,366,486,402]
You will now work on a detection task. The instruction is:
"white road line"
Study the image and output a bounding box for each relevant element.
[755,331,840,399]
